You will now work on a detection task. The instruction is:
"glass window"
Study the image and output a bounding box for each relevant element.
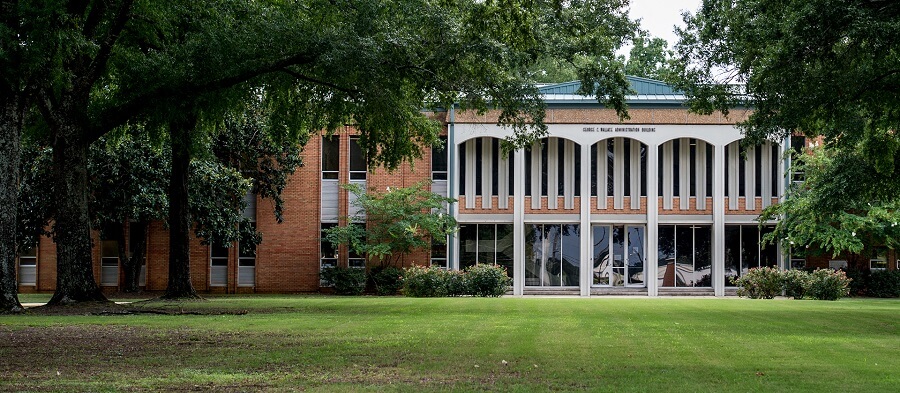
[431,136,448,180]
[101,240,119,286]
[592,226,610,285]
[477,224,496,264]
[474,138,483,195]
[430,237,447,269]
[495,224,514,278]
[348,222,366,268]
[459,224,477,270]
[210,242,229,287]
[349,137,366,180]
[18,247,37,286]
[322,136,339,179]
[627,227,645,286]
[724,226,741,283]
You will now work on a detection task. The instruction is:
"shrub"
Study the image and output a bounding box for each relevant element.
[732,267,783,299]
[781,269,810,299]
[402,265,447,297]
[443,270,468,297]
[805,269,851,301]
[843,268,869,296]
[370,266,405,296]
[865,269,900,298]
[465,264,512,297]
[320,266,367,296]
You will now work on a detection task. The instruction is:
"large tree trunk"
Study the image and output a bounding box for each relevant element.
[47,114,108,305]
[163,116,201,299]
[120,221,147,293]
[0,95,24,313]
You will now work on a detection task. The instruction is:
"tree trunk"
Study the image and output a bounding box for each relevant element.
[120,221,147,293]
[163,116,201,299]
[47,115,108,305]
[0,95,24,313]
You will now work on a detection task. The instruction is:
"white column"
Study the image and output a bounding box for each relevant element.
[679,138,691,210]
[728,143,739,210]
[646,143,659,297]
[498,149,510,209]
[614,138,625,209]
[580,142,591,297]
[465,138,476,209]
[714,143,726,297]
[745,145,757,211]
[513,149,525,296]
[597,140,608,209]
[630,140,641,210]
[548,138,559,210]
[531,142,542,210]
[662,141,673,210]
[696,141,707,210]
[481,138,493,209]
[564,140,575,210]
[760,141,773,208]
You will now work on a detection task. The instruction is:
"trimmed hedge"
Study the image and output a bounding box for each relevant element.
[732,267,852,300]
[320,266,367,296]
[401,264,511,297]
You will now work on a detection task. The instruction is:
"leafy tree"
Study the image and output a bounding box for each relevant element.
[622,33,674,81]
[760,144,900,268]
[89,132,169,293]
[325,182,457,267]
[673,0,900,257]
[2,0,637,305]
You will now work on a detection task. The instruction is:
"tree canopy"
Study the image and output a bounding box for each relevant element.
[673,0,900,257]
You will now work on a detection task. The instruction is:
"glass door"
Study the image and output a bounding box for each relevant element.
[593,225,645,287]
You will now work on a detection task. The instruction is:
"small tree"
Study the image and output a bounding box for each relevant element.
[325,182,456,268]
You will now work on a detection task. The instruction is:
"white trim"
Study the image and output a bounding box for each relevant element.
[465,139,476,209]
[679,138,691,210]
[548,138,559,210]
[630,139,641,210]
[564,139,575,210]
[596,140,608,209]
[530,141,542,209]
[662,141,673,210]
[745,145,757,211]
[696,140,707,210]
[481,137,493,209]
[613,138,625,209]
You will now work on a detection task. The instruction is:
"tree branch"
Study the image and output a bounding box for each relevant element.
[279,67,360,97]
[87,51,323,143]
[82,0,135,94]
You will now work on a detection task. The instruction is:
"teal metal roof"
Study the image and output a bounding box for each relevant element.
[537,76,685,106]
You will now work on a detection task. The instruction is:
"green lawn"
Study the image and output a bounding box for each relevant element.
[1,296,898,392]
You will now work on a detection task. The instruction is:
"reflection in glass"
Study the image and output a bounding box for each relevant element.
[694,226,712,287]
[561,225,581,286]
[525,224,580,287]
[495,224,514,277]
[658,225,676,287]
[593,226,610,285]
[760,226,777,268]
[741,225,759,275]
[724,226,741,284]
[611,226,625,286]
[675,225,693,287]
[477,224,496,264]
[627,227,645,285]
[459,224,477,269]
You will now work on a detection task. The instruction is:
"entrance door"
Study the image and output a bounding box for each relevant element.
[592,225,645,287]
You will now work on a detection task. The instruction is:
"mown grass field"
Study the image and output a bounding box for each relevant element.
[1,295,898,392]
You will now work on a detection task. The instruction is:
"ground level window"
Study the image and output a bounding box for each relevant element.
[430,237,448,269]
[723,225,777,285]
[210,243,229,287]
[101,240,119,286]
[526,224,581,286]
[592,225,645,287]
[18,247,37,286]
[459,224,514,276]
[657,225,712,287]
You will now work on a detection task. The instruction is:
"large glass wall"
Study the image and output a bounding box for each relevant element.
[459,224,514,276]
[592,225,644,286]
[657,225,712,287]
[525,224,580,286]
[723,224,777,285]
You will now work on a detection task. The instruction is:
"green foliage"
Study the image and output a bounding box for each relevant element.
[866,270,900,298]
[781,269,810,300]
[89,132,170,229]
[325,182,457,267]
[402,264,510,297]
[369,266,405,296]
[401,265,450,298]
[15,144,53,251]
[464,264,512,297]
[622,33,674,81]
[760,145,900,257]
[731,267,783,299]
[805,269,852,301]
[320,267,366,296]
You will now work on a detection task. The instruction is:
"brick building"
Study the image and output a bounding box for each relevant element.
[16,77,896,296]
